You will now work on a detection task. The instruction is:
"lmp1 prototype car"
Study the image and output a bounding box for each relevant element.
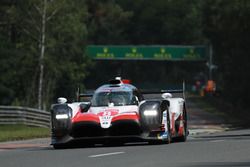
[50,78,188,148]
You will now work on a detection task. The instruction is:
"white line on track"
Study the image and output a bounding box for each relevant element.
[89,151,125,158]
[210,140,225,143]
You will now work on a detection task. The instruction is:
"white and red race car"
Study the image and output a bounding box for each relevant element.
[51,78,188,148]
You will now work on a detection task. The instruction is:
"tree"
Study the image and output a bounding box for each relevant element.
[117,0,203,45]
[86,0,205,88]
[201,0,250,109]
[86,0,133,44]
[0,0,90,109]
[13,0,69,109]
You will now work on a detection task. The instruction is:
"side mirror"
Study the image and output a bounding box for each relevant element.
[80,102,91,113]
[57,97,67,104]
[162,93,172,99]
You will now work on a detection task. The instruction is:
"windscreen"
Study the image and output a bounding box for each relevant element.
[91,91,133,107]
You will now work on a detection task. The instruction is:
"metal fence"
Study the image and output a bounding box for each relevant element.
[0,106,50,128]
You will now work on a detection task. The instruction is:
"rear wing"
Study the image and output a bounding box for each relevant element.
[76,87,93,101]
[76,93,93,101]
[76,81,186,101]
[141,81,186,99]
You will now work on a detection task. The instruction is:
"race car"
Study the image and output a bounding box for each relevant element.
[50,78,188,148]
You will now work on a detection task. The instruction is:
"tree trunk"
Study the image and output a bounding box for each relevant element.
[38,0,47,110]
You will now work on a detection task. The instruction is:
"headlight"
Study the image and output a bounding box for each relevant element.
[55,114,69,119]
[144,110,158,116]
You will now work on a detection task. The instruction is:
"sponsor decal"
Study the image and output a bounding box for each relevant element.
[99,115,112,128]
[97,110,119,116]
[160,132,169,139]
[98,110,118,128]
[157,132,169,139]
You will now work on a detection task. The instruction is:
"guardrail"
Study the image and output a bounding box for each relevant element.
[0,106,50,128]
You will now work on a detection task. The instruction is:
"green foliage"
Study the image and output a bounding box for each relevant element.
[86,0,133,44]
[0,0,250,113]
[0,0,90,108]
[86,0,205,88]
[116,0,203,44]
[201,0,250,108]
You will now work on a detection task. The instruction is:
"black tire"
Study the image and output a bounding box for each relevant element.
[175,107,187,142]
[164,110,172,144]
[148,110,171,145]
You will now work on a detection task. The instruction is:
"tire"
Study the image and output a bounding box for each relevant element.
[149,110,171,145]
[175,107,187,142]
[164,110,172,144]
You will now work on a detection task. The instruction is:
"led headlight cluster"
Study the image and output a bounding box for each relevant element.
[143,110,158,116]
[53,105,72,120]
[55,114,69,119]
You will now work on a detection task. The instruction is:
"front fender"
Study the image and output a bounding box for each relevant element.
[139,100,168,132]
[51,104,72,137]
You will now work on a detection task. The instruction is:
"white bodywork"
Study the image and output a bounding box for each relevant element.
[168,98,184,120]
[68,103,82,117]
[68,103,138,129]
[67,92,184,131]
[90,105,138,128]
[162,93,185,132]
[89,105,138,115]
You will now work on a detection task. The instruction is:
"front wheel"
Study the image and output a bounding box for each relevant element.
[159,110,171,144]
[164,110,172,144]
[149,110,172,145]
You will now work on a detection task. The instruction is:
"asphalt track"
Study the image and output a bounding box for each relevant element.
[1,97,250,167]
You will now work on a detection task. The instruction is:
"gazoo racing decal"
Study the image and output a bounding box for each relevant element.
[98,110,119,128]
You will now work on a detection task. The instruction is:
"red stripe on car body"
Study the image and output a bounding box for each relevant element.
[111,113,139,122]
[178,115,184,136]
[171,113,176,135]
[72,112,100,123]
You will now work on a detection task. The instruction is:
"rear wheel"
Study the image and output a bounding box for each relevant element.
[176,107,187,142]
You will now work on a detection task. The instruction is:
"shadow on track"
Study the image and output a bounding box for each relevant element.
[186,162,250,167]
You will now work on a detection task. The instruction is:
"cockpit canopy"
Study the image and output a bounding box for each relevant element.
[91,91,137,107]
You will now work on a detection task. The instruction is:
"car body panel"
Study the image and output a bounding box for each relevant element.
[51,79,187,147]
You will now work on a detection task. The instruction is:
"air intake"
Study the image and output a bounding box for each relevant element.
[109,79,122,85]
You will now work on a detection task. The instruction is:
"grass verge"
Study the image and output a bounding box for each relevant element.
[0,124,50,142]
[188,94,250,128]
[189,95,225,116]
